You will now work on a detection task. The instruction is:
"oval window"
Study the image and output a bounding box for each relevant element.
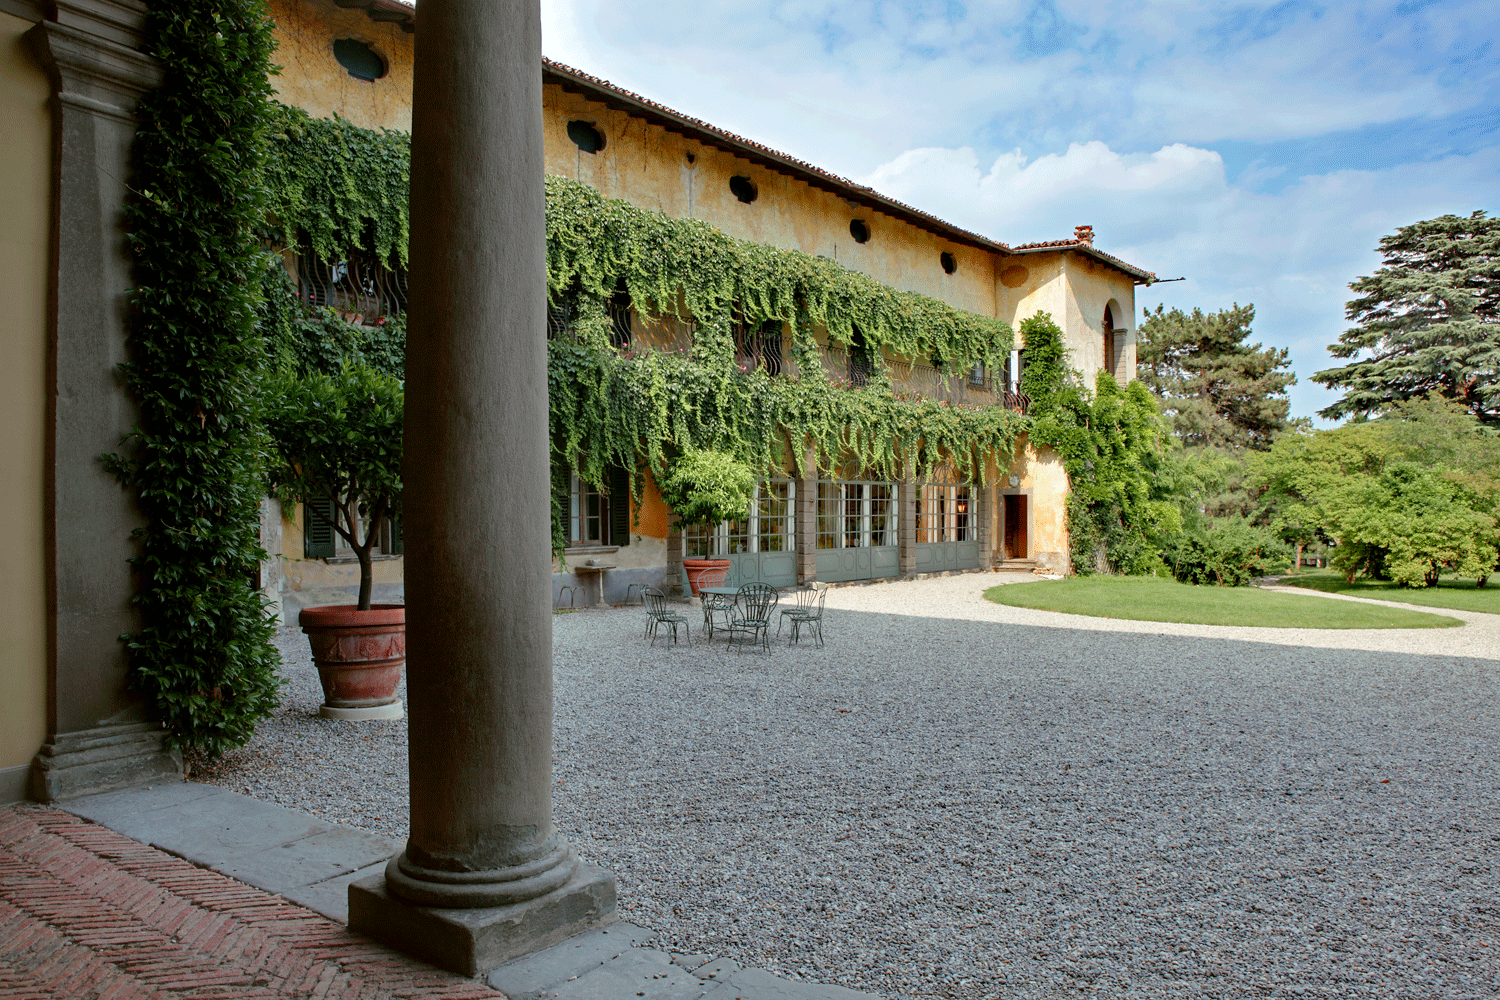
[333,39,386,82]
[940,251,957,274]
[849,219,870,244]
[567,120,605,154]
[729,175,758,204]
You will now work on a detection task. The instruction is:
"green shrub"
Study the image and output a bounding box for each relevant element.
[1163,516,1286,586]
[656,448,756,529]
[109,0,282,758]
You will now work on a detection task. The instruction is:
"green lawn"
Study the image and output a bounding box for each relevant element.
[984,575,1462,629]
[1277,569,1500,615]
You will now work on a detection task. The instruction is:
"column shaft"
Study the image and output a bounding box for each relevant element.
[399,0,557,883]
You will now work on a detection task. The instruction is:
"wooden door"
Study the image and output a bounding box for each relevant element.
[1003,494,1027,560]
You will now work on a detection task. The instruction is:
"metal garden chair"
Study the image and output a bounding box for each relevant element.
[697,569,736,641]
[643,587,691,646]
[723,583,778,654]
[776,584,821,638]
[787,582,828,647]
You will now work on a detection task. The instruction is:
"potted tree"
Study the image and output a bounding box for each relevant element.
[264,363,406,720]
[657,448,756,596]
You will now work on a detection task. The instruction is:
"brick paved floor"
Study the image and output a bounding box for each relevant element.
[0,805,506,1000]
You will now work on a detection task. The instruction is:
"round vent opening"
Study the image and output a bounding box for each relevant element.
[333,39,386,82]
[729,175,758,204]
[567,121,605,154]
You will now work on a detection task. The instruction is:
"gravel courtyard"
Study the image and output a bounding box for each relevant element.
[198,576,1500,999]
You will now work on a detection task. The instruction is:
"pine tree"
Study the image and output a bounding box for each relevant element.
[1313,210,1500,423]
[1137,303,1294,450]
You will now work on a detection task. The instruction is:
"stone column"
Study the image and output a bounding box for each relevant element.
[348,0,614,976]
[24,1,183,802]
[898,477,918,577]
[795,451,817,584]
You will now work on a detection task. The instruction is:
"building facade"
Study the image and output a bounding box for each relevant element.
[0,0,1152,803]
[260,0,1155,616]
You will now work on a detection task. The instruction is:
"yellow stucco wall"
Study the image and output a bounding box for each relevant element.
[997,251,1138,391]
[0,12,51,771]
[269,0,413,132]
[281,503,406,595]
[543,87,997,318]
[1002,437,1071,574]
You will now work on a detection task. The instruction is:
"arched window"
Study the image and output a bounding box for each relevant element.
[1102,304,1115,380]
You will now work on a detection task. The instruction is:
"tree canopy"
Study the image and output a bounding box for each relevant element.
[1137,303,1295,450]
[1313,210,1500,424]
[1253,396,1500,586]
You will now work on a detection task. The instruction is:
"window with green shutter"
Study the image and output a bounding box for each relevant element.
[303,498,337,559]
[608,466,631,546]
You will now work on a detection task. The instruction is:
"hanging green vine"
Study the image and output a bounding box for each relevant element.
[111,0,282,758]
[545,176,1012,377]
[255,115,1025,550]
[1019,312,1179,575]
[263,102,410,263]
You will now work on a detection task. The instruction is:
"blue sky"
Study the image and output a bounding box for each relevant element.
[540,0,1498,422]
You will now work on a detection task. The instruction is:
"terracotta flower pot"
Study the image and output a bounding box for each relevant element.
[298,604,406,721]
[682,557,731,597]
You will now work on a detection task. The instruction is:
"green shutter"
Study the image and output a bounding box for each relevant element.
[609,467,631,546]
[304,498,336,559]
[386,513,403,555]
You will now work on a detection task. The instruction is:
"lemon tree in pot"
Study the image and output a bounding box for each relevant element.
[658,448,756,596]
[264,363,406,720]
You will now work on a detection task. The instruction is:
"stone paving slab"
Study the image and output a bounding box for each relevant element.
[485,921,659,995]
[220,826,402,894]
[528,946,713,999]
[64,781,336,869]
[701,968,881,1000]
[285,860,389,924]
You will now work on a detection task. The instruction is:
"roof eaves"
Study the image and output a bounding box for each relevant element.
[1010,241,1157,284]
[541,59,1015,257]
[340,0,416,32]
[336,8,1161,282]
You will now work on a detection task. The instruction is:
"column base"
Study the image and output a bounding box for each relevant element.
[30,722,183,802]
[348,859,618,976]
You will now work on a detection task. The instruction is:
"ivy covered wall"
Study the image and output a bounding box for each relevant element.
[261,105,1029,552]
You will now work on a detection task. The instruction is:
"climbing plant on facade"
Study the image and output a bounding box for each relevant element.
[111,0,282,758]
[258,113,1026,551]
[263,102,410,265]
[1020,312,1179,575]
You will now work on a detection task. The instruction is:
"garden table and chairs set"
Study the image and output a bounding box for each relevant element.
[640,576,827,653]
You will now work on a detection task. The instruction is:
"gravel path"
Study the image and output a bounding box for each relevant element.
[197,575,1500,999]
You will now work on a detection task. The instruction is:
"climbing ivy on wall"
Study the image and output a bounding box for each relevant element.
[263,102,410,264]
[1020,313,1180,575]
[549,337,1026,550]
[258,116,1026,550]
[111,0,282,758]
[545,176,1012,377]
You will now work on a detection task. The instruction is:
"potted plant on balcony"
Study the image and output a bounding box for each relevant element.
[264,362,406,720]
[658,448,756,596]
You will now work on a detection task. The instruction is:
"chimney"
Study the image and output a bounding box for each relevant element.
[1074,225,1094,245]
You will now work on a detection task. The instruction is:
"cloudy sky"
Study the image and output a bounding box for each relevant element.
[538,0,1498,423]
